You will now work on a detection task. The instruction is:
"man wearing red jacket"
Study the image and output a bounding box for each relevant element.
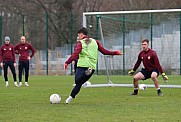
[64,27,123,104]
[128,39,168,96]
[0,36,18,87]
[14,36,35,86]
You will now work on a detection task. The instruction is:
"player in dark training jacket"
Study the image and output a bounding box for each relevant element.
[0,36,18,87]
[14,36,35,86]
[128,39,168,96]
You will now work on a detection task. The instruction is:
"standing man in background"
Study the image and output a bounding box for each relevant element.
[14,36,35,86]
[0,36,18,87]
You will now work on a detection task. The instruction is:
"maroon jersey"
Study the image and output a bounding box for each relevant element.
[0,44,16,63]
[14,43,35,61]
[73,43,79,61]
[133,48,164,73]
[65,37,119,64]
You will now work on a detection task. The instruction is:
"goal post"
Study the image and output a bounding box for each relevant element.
[82,9,181,88]
[98,16,113,84]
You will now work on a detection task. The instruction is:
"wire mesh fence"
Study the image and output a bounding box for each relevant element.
[1,10,181,75]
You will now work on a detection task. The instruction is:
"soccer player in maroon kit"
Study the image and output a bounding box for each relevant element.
[0,36,18,87]
[128,39,168,96]
[14,36,35,86]
[64,27,123,104]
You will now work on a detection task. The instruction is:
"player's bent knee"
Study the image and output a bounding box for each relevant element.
[151,76,157,81]
[133,76,141,82]
[133,73,144,80]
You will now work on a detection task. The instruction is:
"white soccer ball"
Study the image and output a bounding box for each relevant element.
[82,81,91,87]
[50,94,61,104]
[85,81,91,86]
[139,84,147,90]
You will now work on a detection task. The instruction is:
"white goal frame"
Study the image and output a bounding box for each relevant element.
[82,9,181,88]
[83,9,181,27]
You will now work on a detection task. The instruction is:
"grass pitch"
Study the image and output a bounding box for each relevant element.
[0,75,180,122]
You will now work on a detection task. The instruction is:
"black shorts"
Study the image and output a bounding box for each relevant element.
[140,68,159,80]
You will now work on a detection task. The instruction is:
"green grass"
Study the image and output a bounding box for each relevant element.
[0,75,181,122]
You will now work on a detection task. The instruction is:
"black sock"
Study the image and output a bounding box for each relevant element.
[134,89,138,94]
[157,89,161,93]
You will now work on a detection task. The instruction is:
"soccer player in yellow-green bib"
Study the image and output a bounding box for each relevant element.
[64,27,123,104]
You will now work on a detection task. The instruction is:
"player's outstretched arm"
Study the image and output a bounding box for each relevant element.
[64,43,82,71]
[128,54,142,76]
[96,40,123,55]
[64,63,68,70]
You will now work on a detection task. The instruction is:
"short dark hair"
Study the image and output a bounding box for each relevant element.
[141,38,149,44]
[78,27,88,35]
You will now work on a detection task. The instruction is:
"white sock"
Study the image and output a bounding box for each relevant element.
[157,88,160,90]
[5,81,9,86]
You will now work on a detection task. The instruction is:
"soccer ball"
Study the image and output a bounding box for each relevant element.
[50,94,61,104]
[82,81,91,87]
[139,84,147,90]
[85,81,91,86]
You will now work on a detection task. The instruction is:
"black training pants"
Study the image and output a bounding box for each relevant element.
[70,67,95,98]
[18,60,29,82]
[3,60,17,82]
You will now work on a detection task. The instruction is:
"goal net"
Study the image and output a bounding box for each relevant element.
[82,9,181,88]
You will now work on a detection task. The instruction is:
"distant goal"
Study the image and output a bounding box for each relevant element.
[82,9,181,88]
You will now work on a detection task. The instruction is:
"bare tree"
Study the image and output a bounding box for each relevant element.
[0,0,180,49]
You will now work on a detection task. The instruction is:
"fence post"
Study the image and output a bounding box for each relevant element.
[70,12,73,75]
[122,15,125,75]
[46,13,49,75]
[180,11,181,75]
[0,16,2,75]
[22,15,25,36]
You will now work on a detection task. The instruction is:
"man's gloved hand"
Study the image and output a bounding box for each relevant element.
[64,63,68,70]
[128,69,134,76]
[162,73,168,83]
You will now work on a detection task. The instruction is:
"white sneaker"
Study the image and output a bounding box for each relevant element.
[14,82,19,87]
[65,96,73,104]
[19,82,22,87]
[25,82,29,86]
[5,81,9,87]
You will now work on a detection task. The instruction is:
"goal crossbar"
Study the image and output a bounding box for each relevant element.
[83,9,181,27]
